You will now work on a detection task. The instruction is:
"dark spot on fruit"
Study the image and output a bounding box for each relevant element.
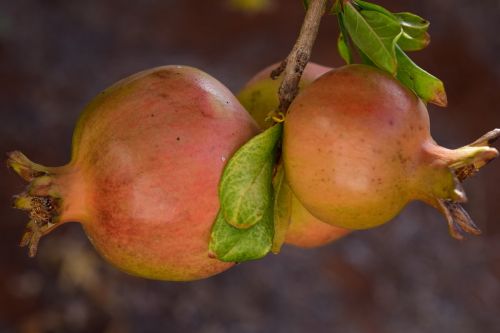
[158,93,168,99]
[154,71,170,79]
[388,120,394,126]
[150,113,155,117]
[398,153,408,164]
[176,137,180,141]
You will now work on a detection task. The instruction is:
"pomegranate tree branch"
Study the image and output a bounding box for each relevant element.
[272,0,327,118]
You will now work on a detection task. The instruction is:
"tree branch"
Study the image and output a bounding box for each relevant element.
[272,0,328,119]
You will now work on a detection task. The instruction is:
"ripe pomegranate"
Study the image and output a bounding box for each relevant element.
[8,66,259,281]
[238,62,351,248]
[283,64,499,238]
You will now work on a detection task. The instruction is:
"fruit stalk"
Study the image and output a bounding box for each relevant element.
[271,0,327,119]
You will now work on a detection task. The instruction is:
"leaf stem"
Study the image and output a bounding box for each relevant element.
[271,0,327,118]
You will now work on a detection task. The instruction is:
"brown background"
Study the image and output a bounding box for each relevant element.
[1,0,499,332]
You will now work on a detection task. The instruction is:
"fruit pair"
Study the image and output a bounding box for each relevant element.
[8,61,498,282]
[8,62,349,285]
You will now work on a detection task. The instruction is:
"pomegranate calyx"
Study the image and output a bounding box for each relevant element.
[7,151,63,257]
[435,129,499,240]
[438,199,481,240]
[6,151,49,181]
[14,192,61,257]
[454,128,500,182]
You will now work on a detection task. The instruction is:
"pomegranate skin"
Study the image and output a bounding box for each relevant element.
[10,66,259,281]
[283,64,497,231]
[238,62,351,248]
[284,189,350,248]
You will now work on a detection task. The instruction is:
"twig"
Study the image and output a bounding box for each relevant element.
[272,0,327,120]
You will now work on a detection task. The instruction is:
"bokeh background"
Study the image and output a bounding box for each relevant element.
[1,0,500,332]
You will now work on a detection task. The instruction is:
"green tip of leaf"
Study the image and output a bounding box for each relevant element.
[432,87,448,107]
[337,33,352,64]
[398,31,430,52]
[209,209,273,262]
[395,46,447,107]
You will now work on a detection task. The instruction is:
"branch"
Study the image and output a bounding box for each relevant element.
[271,0,327,119]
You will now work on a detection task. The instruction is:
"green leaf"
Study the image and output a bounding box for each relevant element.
[396,46,447,106]
[302,0,310,10]
[343,2,402,74]
[337,15,353,64]
[219,123,282,229]
[209,207,274,262]
[397,31,430,51]
[353,0,397,19]
[395,12,430,51]
[337,33,352,64]
[357,48,376,67]
[271,163,292,254]
[395,12,430,34]
[353,2,430,52]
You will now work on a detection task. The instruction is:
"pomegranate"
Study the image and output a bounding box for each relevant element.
[238,62,351,248]
[8,65,259,281]
[283,64,499,238]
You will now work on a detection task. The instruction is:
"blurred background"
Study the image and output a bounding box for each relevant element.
[1,0,499,332]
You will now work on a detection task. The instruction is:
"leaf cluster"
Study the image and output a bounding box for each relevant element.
[336,0,447,106]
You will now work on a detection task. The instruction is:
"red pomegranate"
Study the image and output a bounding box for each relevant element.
[283,64,498,237]
[238,62,351,248]
[8,65,259,281]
